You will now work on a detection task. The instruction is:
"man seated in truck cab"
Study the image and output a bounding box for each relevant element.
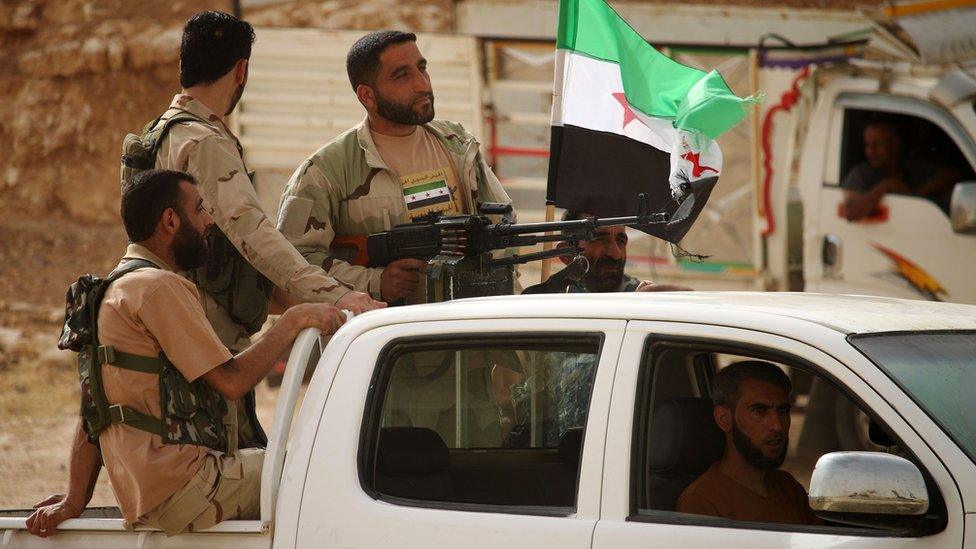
[26,169,346,538]
[841,120,958,221]
[676,361,821,525]
[522,210,692,294]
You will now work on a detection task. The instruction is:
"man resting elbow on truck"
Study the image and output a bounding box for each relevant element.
[26,169,347,538]
[841,120,958,221]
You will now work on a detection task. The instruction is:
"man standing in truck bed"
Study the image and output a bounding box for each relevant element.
[276,30,514,304]
[142,10,382,352]
[127,10,384,449]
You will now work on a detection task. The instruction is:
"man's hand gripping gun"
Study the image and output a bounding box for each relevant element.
[330,194,668,270]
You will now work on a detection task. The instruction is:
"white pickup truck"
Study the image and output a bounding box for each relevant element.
[2,293,974,548]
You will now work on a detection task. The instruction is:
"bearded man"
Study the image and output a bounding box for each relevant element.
[522,210,691,294]
[276,30,514,304]
[677,361,821,525]
[27,170,346,537]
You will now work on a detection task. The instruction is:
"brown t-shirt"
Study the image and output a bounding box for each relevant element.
[96,244,233,523]
[371,126,470,220]
[677,463,822,526]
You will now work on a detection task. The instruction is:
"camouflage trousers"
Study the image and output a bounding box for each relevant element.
[136,447,264,536]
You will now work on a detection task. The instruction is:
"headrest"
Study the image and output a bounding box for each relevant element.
[558,427,584,464]
[377,427,450,477]
[648,398,724,474]
[869,419,895,447]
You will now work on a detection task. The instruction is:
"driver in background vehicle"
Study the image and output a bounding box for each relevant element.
[677,360,821,525]
[841,119,958,221]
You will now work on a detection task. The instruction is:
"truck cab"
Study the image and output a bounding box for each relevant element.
[794,65,976,303]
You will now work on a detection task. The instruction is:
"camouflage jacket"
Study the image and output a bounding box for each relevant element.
[276,118,514,299]
[155,94,354,350]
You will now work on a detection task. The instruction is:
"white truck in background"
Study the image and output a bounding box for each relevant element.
[1,293,975,548]
[618,1,976,304]
[753,4,976,305]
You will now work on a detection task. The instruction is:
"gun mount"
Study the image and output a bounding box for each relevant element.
[331,194,669,302]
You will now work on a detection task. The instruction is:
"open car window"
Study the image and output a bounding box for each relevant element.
[630,339,947,536]
[838,108,975,215]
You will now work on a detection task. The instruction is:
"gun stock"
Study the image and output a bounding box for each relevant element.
[330,235,369,267]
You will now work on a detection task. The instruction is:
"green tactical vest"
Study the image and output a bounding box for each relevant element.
[121,109,273,335]
[59,259,229,451]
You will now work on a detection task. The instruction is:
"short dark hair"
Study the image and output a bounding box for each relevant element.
[346,30,418,91]
[712,360,792,409]
[180,11,255,88]
[121,170,197,242]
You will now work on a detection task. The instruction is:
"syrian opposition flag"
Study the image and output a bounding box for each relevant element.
[547,0,759,243]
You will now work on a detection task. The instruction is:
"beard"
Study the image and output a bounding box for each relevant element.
[375,90,435,125]
[583,256,625,292]
[172,214,209,271]
[226,81,245,116]
[731,420,788,471]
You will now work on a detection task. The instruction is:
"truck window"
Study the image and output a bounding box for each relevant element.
[838,108,975,217]
[629,339,947,535]
[361,336,602,510]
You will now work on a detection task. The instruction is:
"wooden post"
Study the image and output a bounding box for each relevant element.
[540,202,557,282]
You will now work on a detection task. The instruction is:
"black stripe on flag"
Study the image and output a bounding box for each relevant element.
[408,193,452,210]
[546,124,717,243]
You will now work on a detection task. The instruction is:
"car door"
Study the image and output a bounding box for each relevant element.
[593,320,965,549]
[296,317,626,549]
[806,93,976,304]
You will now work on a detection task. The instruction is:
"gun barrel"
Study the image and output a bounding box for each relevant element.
[489,212,669,236]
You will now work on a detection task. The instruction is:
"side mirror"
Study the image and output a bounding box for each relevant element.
[809,452,929,530]
[950,181,976,234]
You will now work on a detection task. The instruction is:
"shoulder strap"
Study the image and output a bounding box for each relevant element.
[107,258,159,281]
[121,109,209,170]
[148,108,208,160]
[91,258,160,353]
[96,258,168,436]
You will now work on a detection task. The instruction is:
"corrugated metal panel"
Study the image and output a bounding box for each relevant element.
[236,28,484,217]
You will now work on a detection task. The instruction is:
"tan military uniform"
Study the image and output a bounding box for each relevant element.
[97,244,263,535]
[155,94,354,351]
[276,117,513,300]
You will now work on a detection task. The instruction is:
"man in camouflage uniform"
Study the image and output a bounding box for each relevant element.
[276,30,514,303]
[153,11,381,353]
[27,170,347,537]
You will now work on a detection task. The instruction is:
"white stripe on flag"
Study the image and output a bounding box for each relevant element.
[554,51,676,154]
[406,187,449,203]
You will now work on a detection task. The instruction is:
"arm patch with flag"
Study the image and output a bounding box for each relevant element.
[547,0,759,243]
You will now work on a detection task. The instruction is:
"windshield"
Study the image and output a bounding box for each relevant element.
[850,331,976,465]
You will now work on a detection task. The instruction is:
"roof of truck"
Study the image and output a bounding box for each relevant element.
[373,292,976,335]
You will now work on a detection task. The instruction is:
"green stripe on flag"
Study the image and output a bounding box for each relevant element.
[403,180,447,195]
[556,0,759,139]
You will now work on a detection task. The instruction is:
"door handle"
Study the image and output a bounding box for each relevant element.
[822,234,842,275]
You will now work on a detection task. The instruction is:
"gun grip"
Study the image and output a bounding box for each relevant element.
[330,235,369,267]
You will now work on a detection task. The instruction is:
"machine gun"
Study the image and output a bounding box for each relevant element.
[330,194,669,302]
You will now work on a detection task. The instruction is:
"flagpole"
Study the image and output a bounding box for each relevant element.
[540,202,556,282]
